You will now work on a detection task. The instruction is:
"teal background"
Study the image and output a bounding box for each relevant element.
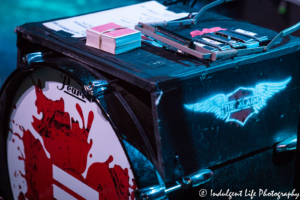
[0,0,143,88]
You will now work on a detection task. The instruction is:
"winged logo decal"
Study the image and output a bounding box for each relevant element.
[184,77,291,126]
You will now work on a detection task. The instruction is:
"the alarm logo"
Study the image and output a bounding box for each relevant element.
[185,77,291,126]
[7,79,136,200]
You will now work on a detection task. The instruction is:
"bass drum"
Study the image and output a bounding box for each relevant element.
[0,57,161,200]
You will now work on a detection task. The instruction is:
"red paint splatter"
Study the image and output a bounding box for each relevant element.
[32,84,93,180]
[12,139,15,143]
[18,192,25,200]
[106,155,114,164]
[90,154,92,158]
[16,83,135,200]
[130,179,137,200]
[13,120,15,124]
[9,128,13,133]
[14,133,22,140]
[18,128,53,200]
[86,156,131,200]
[19,185,21,189]
[19,126,24,132]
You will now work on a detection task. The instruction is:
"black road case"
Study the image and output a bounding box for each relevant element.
[1,1,300,200]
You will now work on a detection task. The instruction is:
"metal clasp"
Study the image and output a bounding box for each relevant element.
[20,52,55,71]
[137,185,166,200]
[83,80,109,96]
[135,169,213,200]
[21,52,43,71]
[184,168,213,187]
[275,136,297,153]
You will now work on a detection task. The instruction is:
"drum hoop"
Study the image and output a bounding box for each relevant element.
[0,57,160,197]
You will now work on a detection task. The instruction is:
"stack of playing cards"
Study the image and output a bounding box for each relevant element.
[86,22,141,54]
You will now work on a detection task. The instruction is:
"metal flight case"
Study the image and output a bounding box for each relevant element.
[1,1,300,200]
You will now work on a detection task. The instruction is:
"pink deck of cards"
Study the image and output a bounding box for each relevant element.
[86,22,141,55]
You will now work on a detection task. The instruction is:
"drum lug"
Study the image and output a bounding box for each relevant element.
[167,169,213,191]
[83,80,110,97]
[135,185,167,200]
[20,52,54,72]
[21,52,43,71]
[183,168,213,187]
[275,135,297,153]
[135,169,213,200]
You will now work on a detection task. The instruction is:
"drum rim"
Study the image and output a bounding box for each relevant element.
[0,57,160,199]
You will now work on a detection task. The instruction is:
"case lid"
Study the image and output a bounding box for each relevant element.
[16,4,300,92]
